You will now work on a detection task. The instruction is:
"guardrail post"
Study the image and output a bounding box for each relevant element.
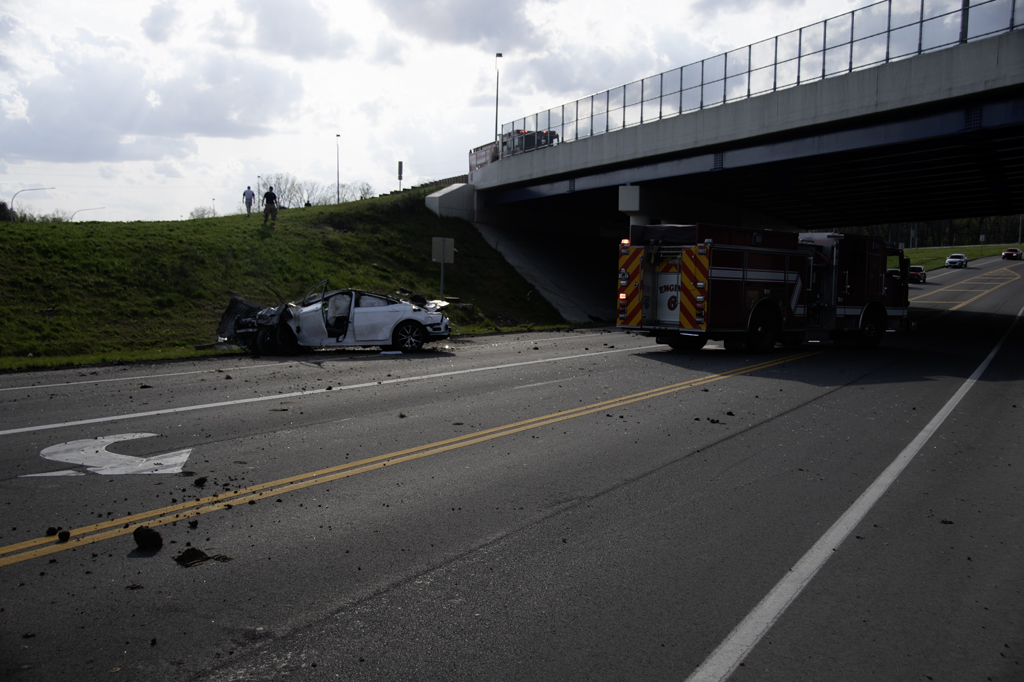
[959,0,970,43]
[773,36,778,91]
[886,0,893,62]
[822,19,828,80]
[918,0,925,54]
[797,28,803,84]
[723,51,729,102]
[700,60,705,109]
[747,44,752,97]
[659,72,664,120]
[849,9,856,72]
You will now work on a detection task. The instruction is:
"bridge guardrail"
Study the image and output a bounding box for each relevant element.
[498,0,1022,161]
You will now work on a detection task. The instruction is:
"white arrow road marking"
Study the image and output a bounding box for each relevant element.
[21,433,193,477]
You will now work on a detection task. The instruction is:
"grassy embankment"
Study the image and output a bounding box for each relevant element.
[0,188,565,372]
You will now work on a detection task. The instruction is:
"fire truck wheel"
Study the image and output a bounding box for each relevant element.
[667,335,706,352]
[857,309,886,349]
[747,308,781,353]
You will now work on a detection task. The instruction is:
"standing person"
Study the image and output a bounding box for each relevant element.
[263,186,278,225]
[242,186,255,216]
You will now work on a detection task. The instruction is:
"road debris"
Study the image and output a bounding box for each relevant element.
[174,547,233,567]
[133,526,163,550]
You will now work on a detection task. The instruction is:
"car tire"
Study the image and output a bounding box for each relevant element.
[256,327,279,355]
[390,321,425,352]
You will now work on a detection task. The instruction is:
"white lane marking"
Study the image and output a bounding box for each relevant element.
[685,304,1024,682]
[21,433,193,477]
[0,346,648,437]
[513,377,578,390]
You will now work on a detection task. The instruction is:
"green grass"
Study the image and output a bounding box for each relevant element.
[0,188,566,371]
[900,243,1023,270]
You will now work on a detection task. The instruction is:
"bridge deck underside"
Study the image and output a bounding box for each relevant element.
[649,124,1024,229]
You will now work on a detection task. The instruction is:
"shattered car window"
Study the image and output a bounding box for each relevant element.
[357,294,389,307]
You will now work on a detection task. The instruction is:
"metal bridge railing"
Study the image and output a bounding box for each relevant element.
[497,0,1023,160]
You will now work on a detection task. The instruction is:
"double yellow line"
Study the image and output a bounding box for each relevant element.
[0,350,818,568]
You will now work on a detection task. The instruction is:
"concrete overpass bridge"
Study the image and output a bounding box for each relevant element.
[429,0,1024,321]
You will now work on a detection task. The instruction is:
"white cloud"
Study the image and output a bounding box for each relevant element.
[141,1,182,44]
[153,160,184,177]
[375,0,553,50]
[242,0,356,61]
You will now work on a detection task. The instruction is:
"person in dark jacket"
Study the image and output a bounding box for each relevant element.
[263,187,278,224]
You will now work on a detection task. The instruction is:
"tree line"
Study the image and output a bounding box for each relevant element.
[828,215,1024,248]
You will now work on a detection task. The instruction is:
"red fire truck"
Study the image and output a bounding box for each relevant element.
[616,224,909,351]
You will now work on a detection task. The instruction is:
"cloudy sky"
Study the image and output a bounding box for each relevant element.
[1,0,864,221]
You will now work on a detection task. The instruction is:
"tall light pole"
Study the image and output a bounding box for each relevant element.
[212,198,216,217]
[10,187,56,222]
[257,175,262,209]
[495,53,502,144]
[336,134,341,204]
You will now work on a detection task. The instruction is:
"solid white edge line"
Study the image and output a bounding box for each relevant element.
[685,304,1024,682]
[0,345,646,437]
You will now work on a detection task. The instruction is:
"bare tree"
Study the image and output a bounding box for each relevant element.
[189,206,214,219]
[260,172,302,208]
[257,173,375,207]
[353,181,374,200]
[298,179,336,206]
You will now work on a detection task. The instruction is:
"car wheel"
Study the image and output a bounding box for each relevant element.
[747,307,781,353]
[256,327,279,355]
[391,321,424,352]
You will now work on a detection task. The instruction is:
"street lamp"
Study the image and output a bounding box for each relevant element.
[10,187,56,222]
[70,207,105,221]
[336,134,341,204]
[257,176,262,208]
[212,198,216,217]
[495,53,503,144]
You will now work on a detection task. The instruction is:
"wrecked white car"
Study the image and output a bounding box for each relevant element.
[217,280,450,354]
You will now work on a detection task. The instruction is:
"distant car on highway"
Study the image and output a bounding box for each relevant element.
[907,265,927,283]
[1002,247,1023,260]
[945,253,968,268]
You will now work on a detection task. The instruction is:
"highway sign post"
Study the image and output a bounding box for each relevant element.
[432,237,454,299]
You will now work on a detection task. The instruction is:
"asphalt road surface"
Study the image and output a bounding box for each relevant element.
[2,257,1022,681]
